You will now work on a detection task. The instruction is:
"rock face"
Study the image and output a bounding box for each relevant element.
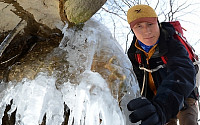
[0,0,64,31]
[0,0,107,81]
[0,0,64,82]
[0,0,107,31]
[64,0,107,24]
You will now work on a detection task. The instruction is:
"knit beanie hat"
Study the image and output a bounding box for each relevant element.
[127,5,158,28]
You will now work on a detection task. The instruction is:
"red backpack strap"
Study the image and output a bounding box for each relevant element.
[135,53,142,65]
[174,31,196,62]
[136,53,168,65]
[161,56,168,64]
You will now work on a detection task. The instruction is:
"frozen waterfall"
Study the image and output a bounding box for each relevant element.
[0,19,140,125]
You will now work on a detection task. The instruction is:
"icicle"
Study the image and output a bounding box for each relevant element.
[61,70,125,125]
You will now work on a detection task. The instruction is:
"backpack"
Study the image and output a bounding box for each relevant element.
[166,21,200,100]
[162,21,199,63]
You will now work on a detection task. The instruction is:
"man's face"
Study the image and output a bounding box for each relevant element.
[132,22,160,46]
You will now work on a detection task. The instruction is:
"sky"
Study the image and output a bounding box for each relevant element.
[159,0,200,55]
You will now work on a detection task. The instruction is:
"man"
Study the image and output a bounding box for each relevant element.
[126,4,198,125]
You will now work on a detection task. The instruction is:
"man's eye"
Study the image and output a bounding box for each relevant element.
[148,23,153,26]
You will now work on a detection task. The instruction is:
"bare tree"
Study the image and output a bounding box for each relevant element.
[159,0,200,21]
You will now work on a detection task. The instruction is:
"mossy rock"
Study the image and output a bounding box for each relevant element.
[64,0,107,24]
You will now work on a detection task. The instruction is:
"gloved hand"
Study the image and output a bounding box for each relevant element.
[127,97,166,125]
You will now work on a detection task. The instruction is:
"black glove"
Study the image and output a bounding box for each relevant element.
[127,97,166,125]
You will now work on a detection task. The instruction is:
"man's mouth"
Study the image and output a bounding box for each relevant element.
[144,36,154,39]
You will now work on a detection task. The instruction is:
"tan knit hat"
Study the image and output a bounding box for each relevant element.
[127,5,158,28]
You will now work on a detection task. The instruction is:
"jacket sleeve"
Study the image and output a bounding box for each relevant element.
[153,37,196,122]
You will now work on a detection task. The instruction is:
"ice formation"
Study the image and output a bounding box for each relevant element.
[0,19,140,125]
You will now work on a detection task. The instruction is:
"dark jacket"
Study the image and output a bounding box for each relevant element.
[127,22,196,121]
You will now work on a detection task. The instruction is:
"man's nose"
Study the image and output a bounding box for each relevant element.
[143,26,151,34]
